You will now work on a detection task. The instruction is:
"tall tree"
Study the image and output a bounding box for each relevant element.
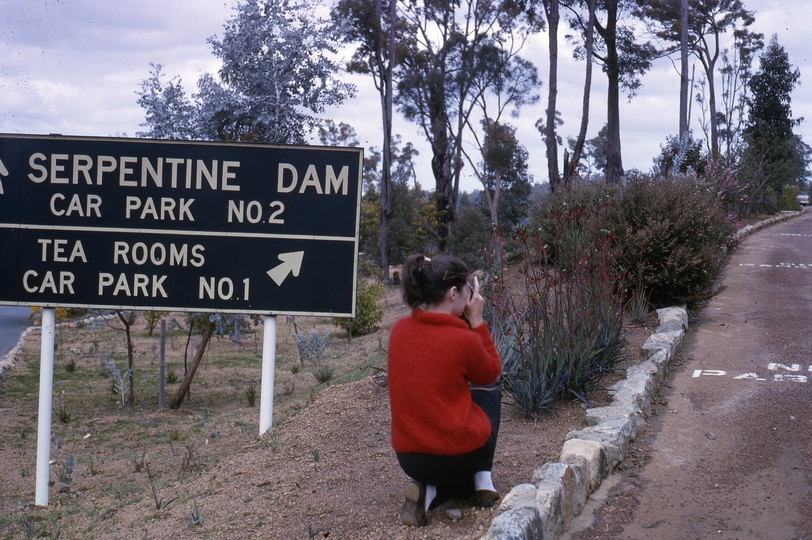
[396,0,539,250]
[637,0,760,156]
[563,0,597,186]
[679,0,689,137]
[567,0,655,184]
[334,0,400,281]
[744,36,802,194]
[137,0,355,145]
[543,0,562,188]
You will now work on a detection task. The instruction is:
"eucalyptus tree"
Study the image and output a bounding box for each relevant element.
[137,0,355,408]
[137,0,355,145]
[396,0,541,250]
[333,0,402,280]
[565,0,655,184]
[636,0,761,157]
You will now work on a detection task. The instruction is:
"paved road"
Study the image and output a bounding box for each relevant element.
[571,212,812,540]
[0,306,31,359]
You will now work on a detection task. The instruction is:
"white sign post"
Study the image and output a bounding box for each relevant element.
[259,315,277,435]
[35,307,55,507]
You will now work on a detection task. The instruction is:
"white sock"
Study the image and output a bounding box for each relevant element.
[474,471,495,492]
[425,484,436,511]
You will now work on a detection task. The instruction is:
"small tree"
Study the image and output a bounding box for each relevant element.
[333,281,384,343]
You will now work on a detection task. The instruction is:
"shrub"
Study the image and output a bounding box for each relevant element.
[313,366,334,384]
[778,184,801,211]
[528,174,737,309]
[143,311,168,336]
[294,330,330,366]
[333,280,385,342]
[489,207,626,418]
[606,174,737,308]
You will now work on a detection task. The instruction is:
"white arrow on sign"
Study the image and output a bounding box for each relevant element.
[0,158,7,195]
[267,251,305,286]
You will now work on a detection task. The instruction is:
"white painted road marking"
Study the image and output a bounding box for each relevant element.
[693,364,812,383]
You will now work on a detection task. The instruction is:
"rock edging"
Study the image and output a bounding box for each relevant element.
[732,209,802,242]
[482,306,688,540]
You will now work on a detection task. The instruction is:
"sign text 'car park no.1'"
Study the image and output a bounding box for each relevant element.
[0,134,363,317]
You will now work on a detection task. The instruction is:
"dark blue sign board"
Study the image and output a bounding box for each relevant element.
[0,134,363,316]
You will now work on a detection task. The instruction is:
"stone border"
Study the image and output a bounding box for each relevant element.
[482,307,688,540]
[482,211,806,539]
[733,209,802,242]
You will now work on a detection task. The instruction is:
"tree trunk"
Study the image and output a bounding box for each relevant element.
[117,310,136,407]
[601,0,624,184]
[378,0,394,282]
[544,0,560,189]
[170,318,215,409]
[679,0,689,137]
[569,0,596,186]
[429,74,453,251]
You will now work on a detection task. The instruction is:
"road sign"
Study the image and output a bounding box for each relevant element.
[0,134,363,316]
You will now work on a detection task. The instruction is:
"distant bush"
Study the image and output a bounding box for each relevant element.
[529,173,737,309]
[333,280,385,342]
[778,184,801,211]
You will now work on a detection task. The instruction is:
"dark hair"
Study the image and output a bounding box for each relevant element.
[401,254,470,309]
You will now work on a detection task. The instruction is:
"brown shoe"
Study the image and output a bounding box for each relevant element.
[400,480,428,527]
[474,489,501,508]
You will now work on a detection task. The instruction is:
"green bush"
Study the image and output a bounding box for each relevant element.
[778,184,801,211]
[528,174,737,309]
[332,280,385,341]
[489,207,626,418]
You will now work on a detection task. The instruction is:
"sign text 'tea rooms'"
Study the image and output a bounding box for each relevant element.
[0,135,363,316]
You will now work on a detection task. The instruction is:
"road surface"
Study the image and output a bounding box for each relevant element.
[0,306,31,360]
[570,212,812,539]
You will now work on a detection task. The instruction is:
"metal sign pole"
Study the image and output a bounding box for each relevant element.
[159,319,166,409]
[35,307,55,507]
[259,315,277,435]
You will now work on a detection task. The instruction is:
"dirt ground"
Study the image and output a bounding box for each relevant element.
[0,285,654,539]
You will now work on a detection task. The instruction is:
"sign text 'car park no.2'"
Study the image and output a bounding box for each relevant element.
[0,134,363,317]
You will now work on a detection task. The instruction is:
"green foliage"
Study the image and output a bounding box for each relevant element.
[143,311,168,336]
[655,133,708,176]
[490,207,626,418]
[313,366,334,384]
[741,37,805,210]
[333,280,384,340]
[57,456,75,488]
[447,202,493,270]
[54,401,71,424]
[244,381,257,407]
[529,174,737,309]
[62,357,77,373]
[778,184,801,211]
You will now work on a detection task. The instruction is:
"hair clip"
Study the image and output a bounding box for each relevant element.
[423,256,431,263]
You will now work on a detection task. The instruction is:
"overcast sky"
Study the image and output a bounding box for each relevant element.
[2,0,810,193]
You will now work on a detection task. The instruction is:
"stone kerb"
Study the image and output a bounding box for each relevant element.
[482,306,688,540]
[732,209,802,242]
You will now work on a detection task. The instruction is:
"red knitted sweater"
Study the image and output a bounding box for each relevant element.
[388,309,502,456]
